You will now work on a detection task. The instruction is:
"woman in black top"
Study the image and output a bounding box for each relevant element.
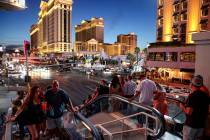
[9,86,45,140]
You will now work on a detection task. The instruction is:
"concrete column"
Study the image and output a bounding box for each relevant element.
[192,31,210,92]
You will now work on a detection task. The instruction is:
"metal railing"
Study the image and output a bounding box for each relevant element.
[95,111,159,140]
[79,94,166,139]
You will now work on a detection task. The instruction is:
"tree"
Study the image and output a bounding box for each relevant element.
[135,47,140,64]
[127,53,136,65]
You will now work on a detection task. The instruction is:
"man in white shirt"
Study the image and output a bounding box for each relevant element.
[130,74,157,106]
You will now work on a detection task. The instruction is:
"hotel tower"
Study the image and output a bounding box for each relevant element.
[147,0,210,83]
[30,0,73,55]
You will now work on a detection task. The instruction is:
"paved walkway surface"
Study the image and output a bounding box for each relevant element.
[0,87,17,113]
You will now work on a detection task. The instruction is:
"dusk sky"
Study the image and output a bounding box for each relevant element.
[0,0,157,49]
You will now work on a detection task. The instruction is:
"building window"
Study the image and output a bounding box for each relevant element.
[202,0,210,4]
[158,8,163,16]
[181,13,187,21]
[157,27,163,40]
[158,0,164,6]
[158,19,163,26]
[201,8,209,17]
[165,52,178,62]
[181,1,188,10]
[173,27,179,34]
[180,23,186,34]
[200,20,208,30]
[180,52,195,62]
[148,53,156,61]
[174,15,179,23]
[174,4,179,12]
[155,52,165,61]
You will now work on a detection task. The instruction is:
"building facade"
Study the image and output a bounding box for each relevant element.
[147,0,210,82]
[117,33,137,54]
[74,17,104,54]
[157,0,210,43]
[30,0,73,55]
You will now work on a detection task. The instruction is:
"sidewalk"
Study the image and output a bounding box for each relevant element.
[0,86,23,113]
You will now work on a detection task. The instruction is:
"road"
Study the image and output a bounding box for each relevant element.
[31,70,100,106]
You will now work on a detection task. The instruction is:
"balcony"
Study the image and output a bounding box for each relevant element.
[202,0,210,6]
[173,0,179,5]
[0,0,26,10]
[200,19,208,31]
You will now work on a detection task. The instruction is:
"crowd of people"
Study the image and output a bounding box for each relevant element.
[3,73,210,140]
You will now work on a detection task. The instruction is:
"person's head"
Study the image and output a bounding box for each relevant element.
[139,73,146,81]
[128,75,132,81]
[101,79,107,86]
[17,90,25,100]
[30,85,42,101]
[195,75,204,86]
[191,76,203,89]
[111,75,120,84]
[52,80,59,92]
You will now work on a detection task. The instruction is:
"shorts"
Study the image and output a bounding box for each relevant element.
[47,117,63,130]
[183,125,204,140]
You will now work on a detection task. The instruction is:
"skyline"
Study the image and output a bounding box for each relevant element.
[0,0,157,49]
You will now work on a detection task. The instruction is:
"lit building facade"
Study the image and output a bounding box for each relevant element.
[30,0,73,55]
[117,33,137,54]
[147,0,210,82]
[30,24,39,53]
[74,17,104,55]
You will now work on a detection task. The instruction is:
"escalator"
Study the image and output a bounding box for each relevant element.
[3,110,103,140]
[78,94,166,140]
[4,94,185,140]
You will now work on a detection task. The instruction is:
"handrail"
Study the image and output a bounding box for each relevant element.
[97,111,159,138]
[78,94,166,139]
[74,112,103,140]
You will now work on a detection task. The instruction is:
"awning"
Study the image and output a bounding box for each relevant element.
[180,69,195,73]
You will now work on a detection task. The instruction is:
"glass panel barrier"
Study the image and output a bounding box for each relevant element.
[72,112,103,140]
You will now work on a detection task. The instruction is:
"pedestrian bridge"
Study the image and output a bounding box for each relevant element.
[0,0,26,10]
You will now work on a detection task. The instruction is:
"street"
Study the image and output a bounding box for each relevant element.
[31,69,100,106]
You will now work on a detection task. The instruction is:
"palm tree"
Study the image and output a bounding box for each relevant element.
[135,47,140,65]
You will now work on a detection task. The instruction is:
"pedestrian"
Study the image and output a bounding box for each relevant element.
[123,75,136,98]
[180,76,210,140]
[45,80,77,139]
[153,92,168,115]
[97,80,109,95]
[129,73,157,128]
[109,75,123,95]
[130,73,157,106]
[8,86,46,140]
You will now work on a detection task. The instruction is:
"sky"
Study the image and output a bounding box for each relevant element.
[0,0,157,49]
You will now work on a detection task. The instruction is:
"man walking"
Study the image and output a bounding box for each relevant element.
[130,74,157,106]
